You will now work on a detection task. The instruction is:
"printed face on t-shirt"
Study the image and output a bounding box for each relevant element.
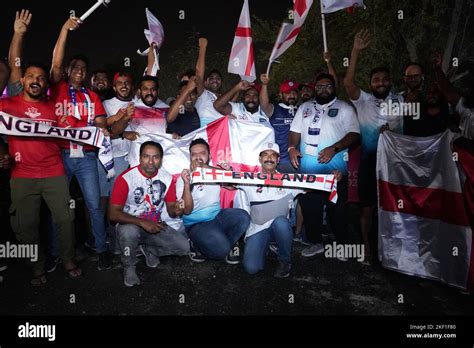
[67,59,87,86]
[139,80,159,107]
[22,66,49,100]
[134,187,145,204]
[151,180,165,205]
[139,145,163,176]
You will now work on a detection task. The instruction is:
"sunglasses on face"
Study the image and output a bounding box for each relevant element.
[315,84,334,92]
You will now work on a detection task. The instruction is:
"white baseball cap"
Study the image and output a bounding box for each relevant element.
[259,142,280,155]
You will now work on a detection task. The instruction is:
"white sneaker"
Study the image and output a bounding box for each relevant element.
[124,266,141,287]
[301,244,324,257]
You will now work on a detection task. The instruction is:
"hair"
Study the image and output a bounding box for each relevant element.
[134,186,144,195]
[403,62,424,76]
[91,70,108,78]
[23,62,50,82]
[314,72,336,86]
[178,69,196,80]
[189,138,210,154]
[139,75,159,89]
[206,69,222,80]
[369,67,391,80]
[67,54,90,69]
[139,141,163,157]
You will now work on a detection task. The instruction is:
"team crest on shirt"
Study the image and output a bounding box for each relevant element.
[328,108,339,117]
[25,106,41,119]
[303,108,312,118]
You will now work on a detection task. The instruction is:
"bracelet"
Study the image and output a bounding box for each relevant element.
[288,146,296,152]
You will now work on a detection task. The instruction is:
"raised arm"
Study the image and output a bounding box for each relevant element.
[50,17,81,84]
[0,61,9,95]
[195,37,208,96]
[214,80,250,115]
[324,51,338,89]
[167,78,197,123]
[180,169,194,215]
[259,73,274,117]
[145,43,158,76]
[432,54,460,106]
[343,29,370,101]
[8,10,32,85]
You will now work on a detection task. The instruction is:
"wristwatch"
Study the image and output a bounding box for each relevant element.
[288,146,296,152]
[332,146,340,153]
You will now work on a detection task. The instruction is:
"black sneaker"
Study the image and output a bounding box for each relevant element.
[225,247,240,265]
[274,261,291,278]
[46,256,60,273]
[97,252,112,271]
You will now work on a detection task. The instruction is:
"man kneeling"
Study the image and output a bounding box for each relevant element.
[109,141,190,287]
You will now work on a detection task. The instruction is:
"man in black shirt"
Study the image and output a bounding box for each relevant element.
[166,78,201,137]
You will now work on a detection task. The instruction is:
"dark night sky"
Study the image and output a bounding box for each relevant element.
[1,0,292,73]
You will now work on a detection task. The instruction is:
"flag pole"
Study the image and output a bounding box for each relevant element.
[320,0,328,52]
[266,61,272,76]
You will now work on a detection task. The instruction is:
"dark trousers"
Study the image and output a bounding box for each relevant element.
[299,176,349,244]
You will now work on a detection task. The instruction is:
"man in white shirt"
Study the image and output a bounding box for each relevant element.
[214,80,272,127]
[343,29,403,264]
[238,143,300,278]
[288,73,360,259]
[178,139,250,264]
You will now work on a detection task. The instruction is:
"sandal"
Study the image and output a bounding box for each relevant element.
[31,273,47,286]
[65,266,82,279]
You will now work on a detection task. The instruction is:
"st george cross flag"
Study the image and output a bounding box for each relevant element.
[321,0,364,14]
[128,117,275,208]
[268,0,313,67]
[137,8,164,75]
[377,130,472,290]
[227,0,256,82]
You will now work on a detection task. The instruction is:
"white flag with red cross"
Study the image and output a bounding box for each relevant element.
[227,0,256,82]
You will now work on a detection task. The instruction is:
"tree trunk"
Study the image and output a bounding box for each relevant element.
[442,0,465,73]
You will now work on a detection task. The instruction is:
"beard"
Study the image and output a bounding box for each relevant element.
[372,88,390,100]
[315,92,336,105]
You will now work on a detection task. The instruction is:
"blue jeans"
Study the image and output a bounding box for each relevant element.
[97,155,130,197]
[186,208,250,260]
[243,216,293,274]
[53,150,106,253]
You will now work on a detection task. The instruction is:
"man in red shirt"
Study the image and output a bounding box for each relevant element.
[49,17,111,270]
[109,141,190,287]
[0,63,80,285]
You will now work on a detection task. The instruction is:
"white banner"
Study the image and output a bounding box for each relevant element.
[191,167,338,203]
[0,112,114,176]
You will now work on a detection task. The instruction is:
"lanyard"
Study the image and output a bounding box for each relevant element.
[68,84,94,126]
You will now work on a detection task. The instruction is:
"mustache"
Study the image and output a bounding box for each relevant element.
[263,160,275,165]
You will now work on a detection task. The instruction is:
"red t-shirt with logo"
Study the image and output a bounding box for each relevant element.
[0,95,65,178]
[110,165,177,223]
[50,80,106,150]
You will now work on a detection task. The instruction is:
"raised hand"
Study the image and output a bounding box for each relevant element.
[63,17,82,31]
[14,9,32,33]
[353,29,370,51]
[323,51,332,63]
[260,73,270,86]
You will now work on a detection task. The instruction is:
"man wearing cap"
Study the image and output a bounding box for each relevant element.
[214,80,272,127]
[238,142,299,278]
[288,73,360,260]
[260,74,299,173]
